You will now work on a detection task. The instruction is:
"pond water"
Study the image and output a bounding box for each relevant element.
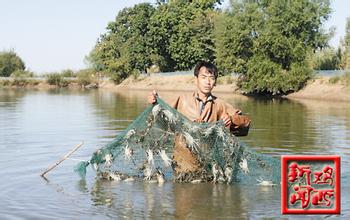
[0,88,349,219]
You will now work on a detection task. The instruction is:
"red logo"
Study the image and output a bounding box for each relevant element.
[281,155,341,214]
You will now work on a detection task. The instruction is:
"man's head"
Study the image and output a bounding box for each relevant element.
[194,61,218,96]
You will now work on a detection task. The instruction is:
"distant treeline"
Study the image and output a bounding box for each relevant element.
[2,0,350,95]
[86,0,350,95]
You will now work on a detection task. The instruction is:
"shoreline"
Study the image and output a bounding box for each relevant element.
[102,75,350,102]
[1,75,350,102]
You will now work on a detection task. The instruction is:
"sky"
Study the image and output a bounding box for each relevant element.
[0,0,349,74]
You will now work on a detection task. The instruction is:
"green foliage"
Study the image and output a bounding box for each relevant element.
[60,69,75,77]
[329,72,350,85]
[76,69,97,86]
[87,1,221,77]
[109,73,123,84]
[149,0,218,71]
[238,55,312,95]
[343,72,350,85]
[0,79,11,86]
[87,3,156,78]
[10,69,34,78]
[46,74,68,87]
[328,76,340,84]
[86,0,331,95]
[216,75,235,85]
[216,0,331,95]
[311,48,341,70]
[339,17,350,70]
[0,50,25,77]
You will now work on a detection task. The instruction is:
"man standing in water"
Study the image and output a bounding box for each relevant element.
[148,61,250,135]
[147,61,251,173]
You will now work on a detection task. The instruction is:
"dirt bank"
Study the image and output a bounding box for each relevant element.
[100,75,240,94]
[286,76,350,102]
[2,74,349,102]
[99,75,350,102]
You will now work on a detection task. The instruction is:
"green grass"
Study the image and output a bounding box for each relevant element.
[328,72,350,86]
[328,76,340,84]
[0,77,40,87]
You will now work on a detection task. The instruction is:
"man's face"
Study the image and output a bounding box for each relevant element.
[195,66,216,96]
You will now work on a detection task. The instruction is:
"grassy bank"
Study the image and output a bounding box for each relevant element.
[0,69,100,89]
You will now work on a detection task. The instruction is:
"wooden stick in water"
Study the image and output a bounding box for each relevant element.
[40,142,84,177]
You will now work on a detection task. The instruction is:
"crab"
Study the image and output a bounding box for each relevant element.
[224,165,233,184]
[216,126,226,140]
[124,145,133,161]
[212,163,225,183]
[152,104,162,118]
[146,149,154,165]
[109,171,123,181]
[239,158,249,174]
[182,132,198,153]
[203,125,216,137]
[104,153,113,167]
[159,149,172,167]
[142,162,153,181]
[163,109,177,124]
[156,168,165,184]
[256,177,276,186]
[125,129,136,139]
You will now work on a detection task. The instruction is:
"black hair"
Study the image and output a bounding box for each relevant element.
[194,61,218,79]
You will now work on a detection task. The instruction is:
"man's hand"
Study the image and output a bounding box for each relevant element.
[147,90,158,104]
[221,113,232,128]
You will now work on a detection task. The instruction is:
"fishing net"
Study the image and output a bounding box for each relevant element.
[75,98,280,185]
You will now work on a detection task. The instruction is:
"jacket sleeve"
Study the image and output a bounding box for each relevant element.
[224,103,251,136]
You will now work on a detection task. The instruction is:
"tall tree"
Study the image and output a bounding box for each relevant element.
[149,0,219,71]
[340,17,350,69]
[87,3,156,78]
[88,0,222,76]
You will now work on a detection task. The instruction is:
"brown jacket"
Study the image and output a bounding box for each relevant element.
[169,92,251,136]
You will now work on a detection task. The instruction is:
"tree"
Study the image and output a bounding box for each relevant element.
[87,0,222,77]
[215,0,331,95]
[149,0,220,71]
[0,50,25,77]
[340,17,350,69]
[87,3,156,79]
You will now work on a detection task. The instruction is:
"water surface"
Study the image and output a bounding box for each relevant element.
[0,88,349,219]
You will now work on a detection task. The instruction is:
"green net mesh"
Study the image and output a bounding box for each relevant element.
[75,98,280,185]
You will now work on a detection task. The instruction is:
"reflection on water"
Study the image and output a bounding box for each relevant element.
[0,88,349,219]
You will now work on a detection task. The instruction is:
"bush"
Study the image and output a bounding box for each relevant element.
[46,73,68,87]
[0,79,11,86]
[10,69,34,78]
[311,48,341,70]
[60,69,75,77]
[238,55,312,95]
[12,78,30,87]
[76,69,96,86]
[329,76,340,84]
[0,51,26,77]
[109,73,123,84]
